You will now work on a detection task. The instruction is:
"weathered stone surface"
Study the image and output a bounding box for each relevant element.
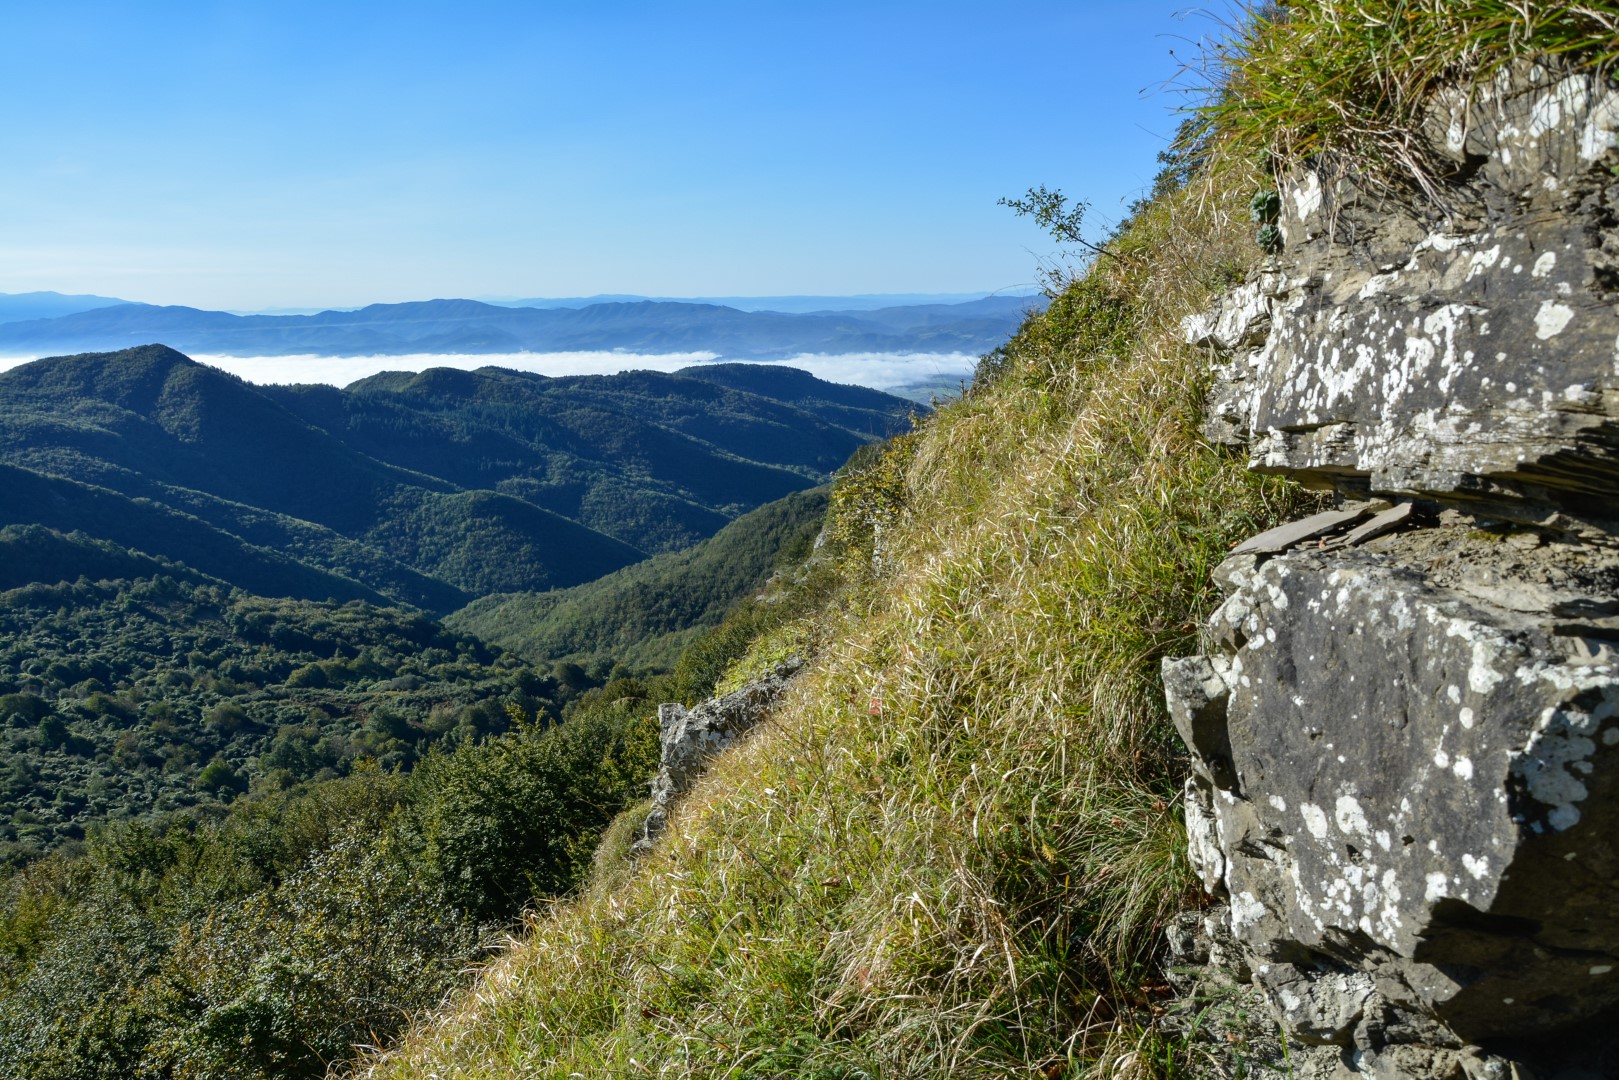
[1170,53,1619,1080]
[633,658,802,853]
[1231,503,1381,555]
[1169,520,1619,1067]
[1193,64,1619,530]
[1335,501,1416,548]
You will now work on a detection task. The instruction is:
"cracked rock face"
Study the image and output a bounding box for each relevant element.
[1194,64,1619,530]
[1170,59,1619,1078]
[1169,526,1619,1060]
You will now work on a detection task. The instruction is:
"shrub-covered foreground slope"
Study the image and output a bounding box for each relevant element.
[363,151,1315,1077]
[0,494,833,1077]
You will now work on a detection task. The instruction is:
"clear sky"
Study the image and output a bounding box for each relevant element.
[0,1,1220,311]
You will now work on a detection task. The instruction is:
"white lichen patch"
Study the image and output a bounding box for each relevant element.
[1578,86,1619,161]
[1293,172,1323,220]
[1534,300,1575,339]
[1231,889,1267,931]
[1300,803,1330,841]
[1466,245,1503,282]
[1512,690,1617,830]
[1335,795,1369,837]
[1425,871,1450,902]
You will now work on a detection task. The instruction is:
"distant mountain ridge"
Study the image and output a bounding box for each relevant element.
[0,295,1038,360]
[0,291,128,325]
[0,346,915,612]
[486,291,1041,313]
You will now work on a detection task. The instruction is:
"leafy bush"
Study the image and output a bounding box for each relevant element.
[0,680,666,1079]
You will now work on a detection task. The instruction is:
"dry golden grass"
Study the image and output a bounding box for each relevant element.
[353,152,1316,1080]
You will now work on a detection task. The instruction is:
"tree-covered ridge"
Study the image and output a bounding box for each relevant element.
[0,346,914,609]
[265,362,904,542]
[448,485,830,672]
[0,562,567,863]
[0,464,444,608]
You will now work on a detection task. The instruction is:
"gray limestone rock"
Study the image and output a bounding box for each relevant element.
[1190,63,1619,531]
[632,657,802,854]
[1168,50,1619,1080]
[1169,521,1619,1070]
[1230,504,1382,555]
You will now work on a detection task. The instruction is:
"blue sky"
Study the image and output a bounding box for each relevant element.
[0,2,1222,310]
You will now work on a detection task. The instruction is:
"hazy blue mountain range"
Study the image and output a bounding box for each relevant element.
[0,346,916,613]
[0,291,129,325]
[485,291,1041,313]
[0,295,1038,359]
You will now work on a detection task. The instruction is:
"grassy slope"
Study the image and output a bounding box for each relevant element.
[358,9,1619,1076]
[360,149,1318,1079]
[1201,0,1618,194]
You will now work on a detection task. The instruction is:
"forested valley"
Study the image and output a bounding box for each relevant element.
[0,345,904,1076]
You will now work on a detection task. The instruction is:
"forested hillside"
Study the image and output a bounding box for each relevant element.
[0,349,877,1076]
[0,345,914,606]
[0,566,541,861]
[448,486,830,672]
[0,346,906,905]
[0,464,840,1077]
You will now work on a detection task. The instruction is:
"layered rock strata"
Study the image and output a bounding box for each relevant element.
[1190,63,1619,531]
[1170,63,1619,1078]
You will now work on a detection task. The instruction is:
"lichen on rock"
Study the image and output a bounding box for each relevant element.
[1199,63,1619,533]
[1168,58,1619,1078]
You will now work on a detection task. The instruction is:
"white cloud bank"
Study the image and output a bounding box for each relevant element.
[0,349,978,394]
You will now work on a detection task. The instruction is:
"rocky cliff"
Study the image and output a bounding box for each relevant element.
[1169,62,1619,1078]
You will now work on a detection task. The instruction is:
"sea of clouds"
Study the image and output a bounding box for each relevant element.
[0,349,977,395]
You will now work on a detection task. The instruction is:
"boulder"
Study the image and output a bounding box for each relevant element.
[1170,522,1619,1062]
[1168,58,1619,1077]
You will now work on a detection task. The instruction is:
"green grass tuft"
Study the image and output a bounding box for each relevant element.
[1199,0,1619,194]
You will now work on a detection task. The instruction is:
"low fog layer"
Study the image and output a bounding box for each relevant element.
[0,349,978,394]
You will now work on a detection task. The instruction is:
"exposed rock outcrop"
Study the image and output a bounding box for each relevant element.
[1170,61,1619,1079]
[1192,63,1619,532]
[633,658,802,856]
